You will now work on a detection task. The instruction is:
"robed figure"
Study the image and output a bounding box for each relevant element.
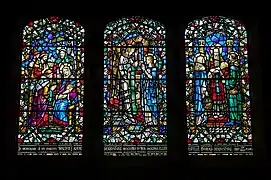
[140,54,160,125]
[193,53,208,125]
[207,46,228,124]
[53,65,78,126]
[224,52,242,126]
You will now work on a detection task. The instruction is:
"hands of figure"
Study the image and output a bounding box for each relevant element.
[210,68,219,73]
[141,64,145,70]
[229,89,238,94]
[57,94,65,99]
[43,64,48,70]
[51,84,57,91]
[209,68,215,73]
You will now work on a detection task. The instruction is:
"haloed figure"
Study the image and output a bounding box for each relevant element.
[119,48,138,119]
[208,46,228,122]
[29,69,56,126]
[32,53,48,78]
[224,52,242,126]
[193,54,208,125]
[193,39,209,125]
[56,49,72,64]
[141,55,159,125]
[53,65,78,126]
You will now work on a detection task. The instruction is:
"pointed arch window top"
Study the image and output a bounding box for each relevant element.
[185,16,253,155]
[103,16,167,156]
[185,16,247,47]
[18,16,84,155]
[104,16,166,46]
[22,16,85,47]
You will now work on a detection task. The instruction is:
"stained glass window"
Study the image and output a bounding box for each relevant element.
[185,16,253,155]
[18,17,84,155]
[103,16,167,156]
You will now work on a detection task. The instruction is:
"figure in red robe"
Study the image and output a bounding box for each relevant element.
[207,47,228,124]
[31,52,48,78]
[29,70,54,126]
